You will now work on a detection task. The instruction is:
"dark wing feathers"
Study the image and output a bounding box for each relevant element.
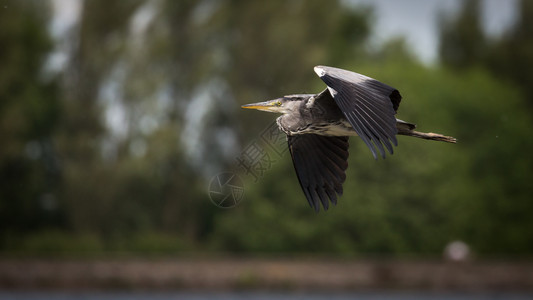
[288,134,349,212]
[315,66,400,159]
[281,66,402,211]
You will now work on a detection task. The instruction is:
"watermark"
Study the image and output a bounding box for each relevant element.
[207,121,289,208]
[208,172,244,208]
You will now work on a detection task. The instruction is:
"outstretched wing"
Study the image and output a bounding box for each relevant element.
[288,134,349,212]
[314,65,401,159]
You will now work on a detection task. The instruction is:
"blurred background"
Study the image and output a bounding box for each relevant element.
[1,0,533,296]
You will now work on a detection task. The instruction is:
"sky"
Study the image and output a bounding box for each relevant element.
[347,0,519,64]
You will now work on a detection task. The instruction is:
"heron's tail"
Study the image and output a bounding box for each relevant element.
[396,120,457,143]
[401,130,457,143]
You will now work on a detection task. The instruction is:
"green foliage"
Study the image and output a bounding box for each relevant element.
[2,230,191,255]
[1,0,532,257]
[435,0,533,253]
[441,0,533,108]
[0,1,63,235]
[438,0,487,69]
[9,231,104,255]
[486,0,533,107]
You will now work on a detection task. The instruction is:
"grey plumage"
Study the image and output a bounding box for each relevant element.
[242,66,456,212]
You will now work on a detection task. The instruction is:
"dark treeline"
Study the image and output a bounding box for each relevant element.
[0,0,532,256]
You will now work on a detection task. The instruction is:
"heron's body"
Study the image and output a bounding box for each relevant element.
[275,94,349,136]
[275,94,415,138]
[242,66,456,212]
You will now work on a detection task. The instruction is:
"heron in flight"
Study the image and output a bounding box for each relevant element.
[242,66,456,212]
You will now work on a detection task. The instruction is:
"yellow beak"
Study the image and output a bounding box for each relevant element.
[241,100,282,113]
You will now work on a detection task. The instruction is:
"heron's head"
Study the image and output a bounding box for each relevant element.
[241,94,312,114]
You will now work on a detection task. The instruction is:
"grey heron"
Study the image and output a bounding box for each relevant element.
[242,66,456,212]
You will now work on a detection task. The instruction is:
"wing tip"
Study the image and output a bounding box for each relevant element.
[368,140,398,160]
[314,66,326,77]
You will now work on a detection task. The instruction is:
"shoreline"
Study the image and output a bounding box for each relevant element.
[1,258,533,291]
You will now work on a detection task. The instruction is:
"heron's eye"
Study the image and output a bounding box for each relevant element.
[276,101,282,106]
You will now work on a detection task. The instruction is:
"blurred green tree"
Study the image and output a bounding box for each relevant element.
[55,0,147,239]
[0,1,63,241]
[438,0,487,69]
[486,0,533,107]
[437,0,533,254]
